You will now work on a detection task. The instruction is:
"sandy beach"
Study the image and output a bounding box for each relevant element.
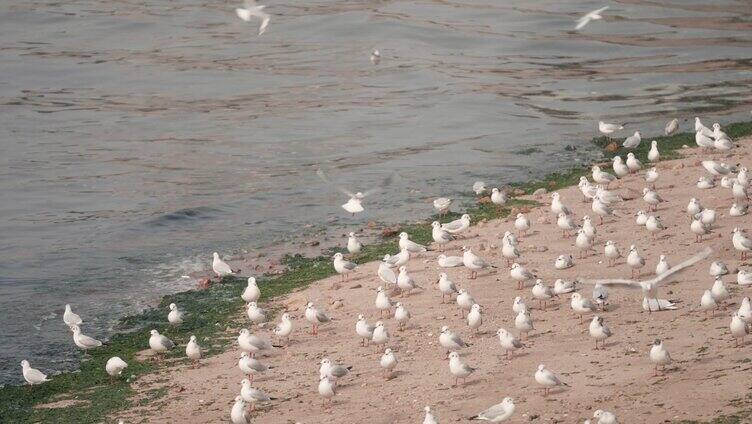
[117,138,752,423]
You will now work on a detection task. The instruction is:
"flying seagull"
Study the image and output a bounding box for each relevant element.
[575,6,609,30]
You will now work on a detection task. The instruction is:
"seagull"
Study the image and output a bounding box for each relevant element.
[241,277,260,303]
[595,186,622,204]
[612,156,629,178]
[650,339,672,375]
[305,302,331,335]
[316,168,393,216]
[622,131,642,149]
[551,192,571,215]
[370,49,380,65]
[149,329,174,355]
[433,198,452,215]
[238,352,271,381]
[63,304,82,327]
[593,410,619,424]
[700,289,717,315]
[318,376,336,409]
[701,161,733,178]
[235,0,270,35]
[375,286,395,317]
[212,252,235,278]
[105,356,128,378]
[448,351,475,386]
[575,229,593,258]
[319,358,351,383]
[697,175,715,189]
[423,406,439,424]
[589,316,612,349]
[496,328,523,359]
[593,283,609,310]
[739,297,752,321]
[557,212,577,237]
[583,248,710,310]
[514,310,534,339]
[664,118,678,136]
[626,153,642,173]
[604,240,621,267]
[645,215,665,240]
[246,302,266,324]
[467,304,483,333]
[237,328,270,357]
[439,326,470,355]
[437,254,464,268]
[732,227,752,260]
[655,255,670,275]
[491,188,508,207]
[394,302,411,330]
[730,312,748,347]
[532,279,554,310]
[592,196,616,224]
[472,181,487,195]
[510,263,534,290]
[21,360,49,385]
[582,215,597,239]
[597,120,622,137]
[378,256,397,285]
[186,335,202,363]
[696,130,714,150]
[534,364,568,396]
[472,397,516,422]
[168,303,184,325]
[70,325,102,352]
[230,396,251,424]
[333,252,357,281]
[399,232,427,253]
[710,261,729,277]
[738,270,752,286]
[347,232,362,255]
[571,293,596,322]
[514,213,531,236]
[442,214,471,235]
[691,217,710,243]
[240,379,274,411]
[431,221,454,249]
[462,246,495,279]
[730,203,748,217]
[371,321,389,350]
[687,198,704,216]
[554,255,574,270]
[579,177,598,202]
[642,188,665,212]
[273,312,293,344]
[437,272,459,303]
[695,117,714,137]
[645,167,659,188]
[512,296,528,314]
[501,238,521,267]
[710,277,729,303]
[380,348,397,378]
[397,266,423,295]
[553,278,577,294]
[355,314,376,346]
[457,289,477,317]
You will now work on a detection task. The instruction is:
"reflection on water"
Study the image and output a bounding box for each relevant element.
[1,0,751,383]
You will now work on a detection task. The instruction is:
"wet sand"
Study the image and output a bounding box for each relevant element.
[118,138,752,423]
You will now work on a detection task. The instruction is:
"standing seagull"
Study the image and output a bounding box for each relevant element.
[63,304,82,327]
[212,252,235,279]
[575,6,608,30]
[534,364,568,396]
[70,325,102,352]
[665,118,679,136]
[20,360,50,385]
[598,120,622,139]
[333,252,357,281]
[649,339,672,375]
[305,302,331,335]
[462,246,495,279]
[235,0,270,35]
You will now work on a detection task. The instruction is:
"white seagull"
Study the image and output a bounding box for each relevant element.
[235,0,270,35]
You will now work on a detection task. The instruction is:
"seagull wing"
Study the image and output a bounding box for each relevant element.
[80,334,102,347]
[361,173,395,197]
[575,16,591,30]
[582,247,711,288]
[316,169,356,198]
[26,368,48,382]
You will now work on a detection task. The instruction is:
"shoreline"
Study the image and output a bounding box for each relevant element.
[4,120,752,423]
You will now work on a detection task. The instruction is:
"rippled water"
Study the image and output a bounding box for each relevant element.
[1,0,752,383]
